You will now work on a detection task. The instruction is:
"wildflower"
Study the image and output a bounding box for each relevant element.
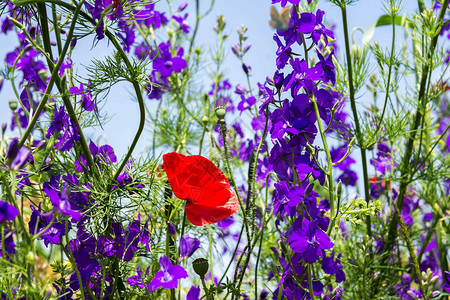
[0,200,19,223]
[179,234,200,260]
[288,218,333,264]
[149,256,188,291]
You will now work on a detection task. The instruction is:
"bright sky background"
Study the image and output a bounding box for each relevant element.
[0,0,418,158]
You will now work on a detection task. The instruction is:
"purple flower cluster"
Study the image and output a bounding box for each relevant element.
[256,2,350,297]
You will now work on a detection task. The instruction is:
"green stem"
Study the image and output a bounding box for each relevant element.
[391,200,427,299]
[200,275,211,300]
[339,3,372,237]
[307,264,316,300]
[383,0,449,254]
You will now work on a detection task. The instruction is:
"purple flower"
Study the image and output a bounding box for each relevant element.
[69,83,96,111]
[153,41,187,78]
[288,218,333,263]
[5,137,30,170]
[0,228,16,259]
[84,0,123,40]
[271,0,301,7]
[296,10,335,46]
[173,13,190,33]
[317,49,336,85]
[43,180,82,222]
[237,95,257,112]
[284,58,323,96]
[29,205,69,246]
[274,34,294,69]
[321,252,346,283]
[118,19,136,53]
[127,265,151,290]
[187,285,200,300]
[444,271,450,292]
[331,144,355,171]
[135,4,168,29]
[74,141,117,171]
[46,106,80,151]
[149,256,188,291]
[0,200,19,223]
[179,234,200,260]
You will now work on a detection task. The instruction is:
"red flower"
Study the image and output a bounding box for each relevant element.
[113,0,119,8]
[162,152,239,226]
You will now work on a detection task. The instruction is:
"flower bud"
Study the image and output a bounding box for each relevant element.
[177,1,188,12]
[336,180,342,203]
[193,258,209,277]
[215,106,226,120]
[26,251,35,265]
[70,37,77,49]
[279,240,288,254]
[9,100,17,111]
[29,26,36,38]
[431,291,440,298]
[7,137,19,162]
[242,63,251,75]
[1,122,6,134]
[167,221,176,236]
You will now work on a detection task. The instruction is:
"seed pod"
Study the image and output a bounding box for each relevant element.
[193,258,209,277]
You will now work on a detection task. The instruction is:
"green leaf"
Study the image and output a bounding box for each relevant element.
[363,14,414,47]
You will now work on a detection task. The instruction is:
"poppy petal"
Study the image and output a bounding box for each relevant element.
[163,152,239,226]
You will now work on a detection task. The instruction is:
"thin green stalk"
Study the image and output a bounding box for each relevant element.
[391,200,427,299]
[200,275,212,300]
[307,264,316,300]
[208,225,214,284]
[254,172,273,299]
[64,216,86,300]
[373,5,396,141]
[383,0,449,254]
[339,3,372,237]
[219,120,250,239]
[309,93,335,236]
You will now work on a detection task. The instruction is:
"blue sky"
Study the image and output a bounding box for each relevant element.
[0,0,418,157]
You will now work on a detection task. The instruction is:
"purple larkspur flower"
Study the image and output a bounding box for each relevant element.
[237,95,257,112]
[187,285,200,300]
[46,106,80,151]
[271,0,303,7]
[179,234,200,260]
[0,228,16,259]
[69,83,96,111]
[173,13,190,33]
[288,218,333,263]
[0,200,19,223]
[296,9,335,46]
[444,271,450,292]
[317,49,336,85]
[322,252,346,283]
[284,58,324,96]
[153,41,187,78]
[118,19,136,53]
[135,4,168,29]
[29,205,69,246]
[5,137,30,170]
[74,141,117,171]
[274,34,294,69]
[149,256,188,291]
[43,178,82,222]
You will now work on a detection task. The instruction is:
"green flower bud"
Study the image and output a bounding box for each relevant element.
[193,258,209,277]
[215,106,226,120]
[9,100,17,111]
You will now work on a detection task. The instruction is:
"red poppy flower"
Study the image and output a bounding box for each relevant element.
[162,152,239,226]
